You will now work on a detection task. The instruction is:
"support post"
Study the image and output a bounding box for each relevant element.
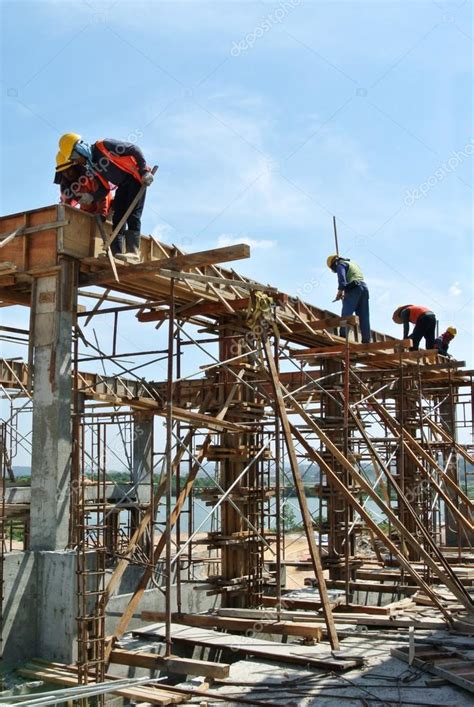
[262,340,339,650]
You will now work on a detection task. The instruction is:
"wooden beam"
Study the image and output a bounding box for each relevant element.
[140,611,323,640]
[105,379,244,662]
[82,391,246,432]
[292,338,411,357]
[368,397,473,520]
[82,244,251,286]
[17,664,183,705]
[138,297,250,322]
[22,660,269,707]
[138,291,288,322]
[260,596,342,612]
[348,404,471,602]
[426,417,474,466]
[110,648,229,678]
[363,350,438,365]
[288,315,357,333]
[283,390,470,613]
[159,268,277,292]
[169,406,246,431]
[134,623,362,671]
[0,288,30,306]
[262,338,339,650]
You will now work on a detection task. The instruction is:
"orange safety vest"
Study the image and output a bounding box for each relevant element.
[406,305,430,324]
[95,140,146,184]
[61,175,113,217]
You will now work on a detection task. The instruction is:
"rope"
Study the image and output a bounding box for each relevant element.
[245,291,280,365]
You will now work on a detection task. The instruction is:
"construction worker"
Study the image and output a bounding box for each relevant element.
[434,327,457,357]
[392,305,436,350]
[54,151,112,218]
[58,133,153,262]
[327,255,371,343]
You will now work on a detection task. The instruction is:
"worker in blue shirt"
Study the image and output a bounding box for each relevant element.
[327,255,371,343]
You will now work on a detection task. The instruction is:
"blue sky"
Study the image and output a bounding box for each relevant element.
[1,0,473,365]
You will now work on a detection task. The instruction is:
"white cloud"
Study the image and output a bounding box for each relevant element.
[217,233,276,250]
[449,282,462,297]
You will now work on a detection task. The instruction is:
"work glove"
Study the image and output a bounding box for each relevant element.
[141,172,154,186]
[78,192,94,205]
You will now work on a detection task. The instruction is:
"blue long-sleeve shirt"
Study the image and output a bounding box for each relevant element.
[336,261,350,290]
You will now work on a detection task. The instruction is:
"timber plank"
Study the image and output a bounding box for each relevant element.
[82,244,251,286]
[288,315,358,332]
[391,645,474,695]
[262,339,339,651]
[110,648,230,678]
[17,666,184,705]
[140,611,323,640]
[292,339,411,357]
[133,622,362,671]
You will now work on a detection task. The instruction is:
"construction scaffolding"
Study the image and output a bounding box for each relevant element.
[0,204,473,697]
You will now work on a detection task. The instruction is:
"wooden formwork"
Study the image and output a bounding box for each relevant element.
[0,204,473,690]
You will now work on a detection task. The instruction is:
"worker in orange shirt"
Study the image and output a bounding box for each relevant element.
[58,133,153,262]
[54,151,113,218]
[392,305,437,350]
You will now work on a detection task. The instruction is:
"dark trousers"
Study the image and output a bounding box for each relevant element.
[111,175,145,254]
[340,282,371,343]
[410,312,436,350]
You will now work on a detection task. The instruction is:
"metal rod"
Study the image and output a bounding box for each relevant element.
[165,277,175,657]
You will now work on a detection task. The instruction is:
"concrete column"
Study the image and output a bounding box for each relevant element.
[29,260,77,550]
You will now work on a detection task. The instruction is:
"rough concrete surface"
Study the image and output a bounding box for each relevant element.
[173,633,473,706]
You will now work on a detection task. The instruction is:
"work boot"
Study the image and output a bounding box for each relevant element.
[98,250,123,262]
[116,253,140,264]
[111,230,126,258]
[125,230,141,261]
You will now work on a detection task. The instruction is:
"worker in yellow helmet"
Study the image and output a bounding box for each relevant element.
[58,133,153,262]
[434,327,457,357]
[327,254,371,343]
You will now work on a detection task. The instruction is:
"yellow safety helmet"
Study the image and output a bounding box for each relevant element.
[55,150,74,173]
[327,254,338,269]
[59,133,81,160]
[446,326,457,337]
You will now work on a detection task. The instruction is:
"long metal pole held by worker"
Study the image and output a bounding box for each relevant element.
[331,216,340,303]
[104,165,159,251]
[333,215,339,257]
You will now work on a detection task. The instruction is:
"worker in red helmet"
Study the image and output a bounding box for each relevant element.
[392,305,436,350]
[59,133,153,263]
[54,152,112,219]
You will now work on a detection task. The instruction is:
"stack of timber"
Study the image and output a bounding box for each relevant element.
[17,660,186,705]
[18,658,308,706]
[391,643,474,694]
